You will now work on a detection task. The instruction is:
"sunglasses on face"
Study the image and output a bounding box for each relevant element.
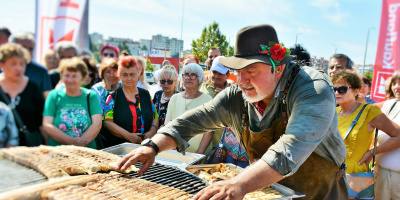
[160,80,174,85]
[333,86,353,95]
[103,53,115,57]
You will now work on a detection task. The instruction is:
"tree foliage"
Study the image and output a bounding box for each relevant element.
[191,21,229,62]
[364,71,373,81]
[146,59,155,72]
[118,43,132,55]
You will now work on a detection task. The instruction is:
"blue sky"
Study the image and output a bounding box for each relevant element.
[0,0,381,65]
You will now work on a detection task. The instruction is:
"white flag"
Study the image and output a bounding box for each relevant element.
[34,0,88,62]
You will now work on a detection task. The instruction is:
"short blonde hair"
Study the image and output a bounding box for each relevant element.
[59,57,88,79]
[159,65,179,91]
[0,43,30,63]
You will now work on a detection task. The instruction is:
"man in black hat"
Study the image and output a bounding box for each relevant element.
[116,24,348,199]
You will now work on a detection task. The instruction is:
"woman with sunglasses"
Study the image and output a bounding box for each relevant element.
[332,70,400,174]
[100,44,120,61]
[103,56,159,147]
[152,65,178,126]
[164,63,213,155]
[81,56,98,89]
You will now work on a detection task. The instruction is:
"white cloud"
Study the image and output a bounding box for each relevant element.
[297,27,320,35]
[308,0,349,25]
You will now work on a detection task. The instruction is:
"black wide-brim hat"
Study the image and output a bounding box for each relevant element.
[219,24,293,70]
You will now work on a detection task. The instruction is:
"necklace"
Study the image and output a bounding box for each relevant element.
[184,98,192,110]
[340,101,360,117]
[161,93,171,101]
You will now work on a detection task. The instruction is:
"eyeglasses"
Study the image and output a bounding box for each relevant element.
[160,80,174,85]
[103,53,115,57]
[333,86,353,95]
[182,73,198,80]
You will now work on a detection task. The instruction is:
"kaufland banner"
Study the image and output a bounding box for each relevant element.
[371,0,400,101]
[34,0,89,63]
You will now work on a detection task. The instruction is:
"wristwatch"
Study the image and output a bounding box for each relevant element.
[141,139,159,155]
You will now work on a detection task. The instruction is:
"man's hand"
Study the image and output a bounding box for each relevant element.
[116,146,156,176]
[193,179,246,200]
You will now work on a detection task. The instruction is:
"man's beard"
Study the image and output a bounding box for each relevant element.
[240,84,269,103]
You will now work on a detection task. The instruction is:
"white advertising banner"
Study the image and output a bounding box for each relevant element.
[34,0,88,62]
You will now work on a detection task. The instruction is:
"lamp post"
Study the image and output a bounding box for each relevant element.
[332,44,337,54]
[227,36,233,57]
[363,27,374,75]
[178,0,185,74]
[295,33,302,45]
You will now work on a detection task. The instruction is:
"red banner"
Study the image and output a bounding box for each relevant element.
[371,0,400,101]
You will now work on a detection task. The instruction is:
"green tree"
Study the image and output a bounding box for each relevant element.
[146,59,155,72]
[364,71,373,81]
[228,46,234,57]
[191,21,229,62]
[141,45,148,50]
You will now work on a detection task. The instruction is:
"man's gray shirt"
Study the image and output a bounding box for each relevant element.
[159,63,347,176]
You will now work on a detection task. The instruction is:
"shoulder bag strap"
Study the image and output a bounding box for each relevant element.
[86,89,91,117]
[0,86,28,134]
[343,104,368,140]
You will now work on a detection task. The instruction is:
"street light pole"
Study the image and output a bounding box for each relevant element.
[295,33,302,45]
[178,0,185,74]
[332,44,337,54]
[363,27,374,75]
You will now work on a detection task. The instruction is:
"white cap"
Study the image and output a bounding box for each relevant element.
[210,56,229,74]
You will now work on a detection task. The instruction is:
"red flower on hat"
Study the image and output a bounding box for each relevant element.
[269,44,287,61]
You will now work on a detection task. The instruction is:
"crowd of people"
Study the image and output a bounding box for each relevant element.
[1,24,400,200]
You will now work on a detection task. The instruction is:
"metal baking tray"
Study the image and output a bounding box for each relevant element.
[186,164,305,199]
[102,142,205,169]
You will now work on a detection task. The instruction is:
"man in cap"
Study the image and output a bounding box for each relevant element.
[116,24,348,199]
[328,53,353,77]
[200,56,231,147]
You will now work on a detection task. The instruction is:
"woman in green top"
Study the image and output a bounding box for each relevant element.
[42,57,102,149]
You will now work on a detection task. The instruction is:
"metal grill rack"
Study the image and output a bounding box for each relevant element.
[130,162,209,195]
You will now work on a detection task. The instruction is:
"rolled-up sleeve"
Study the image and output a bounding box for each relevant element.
[158,87,239,153]
[262,78,337,177]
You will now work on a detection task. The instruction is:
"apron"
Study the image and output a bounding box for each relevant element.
[240,64,348,199]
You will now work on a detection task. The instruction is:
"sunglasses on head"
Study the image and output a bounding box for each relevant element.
[160,80,174,85]
[103,53,115,57]
[333,86,353,95]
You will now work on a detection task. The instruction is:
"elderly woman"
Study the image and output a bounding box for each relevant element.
[42,58,102,149]
[331,70,400,174]
[100,44,120,60]
[135,56,150,90]
[92,58,121,112]
[43,49,59,71]
[373,70,400,199]
[165,63,213,155]
[81,56,98,89]
[0,43,45,146]
[103,56,159,147]
[152,65,178,126]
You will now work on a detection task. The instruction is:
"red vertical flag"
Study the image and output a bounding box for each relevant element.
[371,0,400,101]
[34,0,89,63]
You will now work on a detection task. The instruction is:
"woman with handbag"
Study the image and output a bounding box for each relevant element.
[42,57,102,149]
[0,43,45,147]
[369,71,400,199]
[331,70,400,174]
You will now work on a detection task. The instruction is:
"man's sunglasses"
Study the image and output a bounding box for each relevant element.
[103,53,115,57]
[333,86,353,95]
[160,80,174,85]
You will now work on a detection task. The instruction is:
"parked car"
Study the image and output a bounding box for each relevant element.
[145,71,155,85]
